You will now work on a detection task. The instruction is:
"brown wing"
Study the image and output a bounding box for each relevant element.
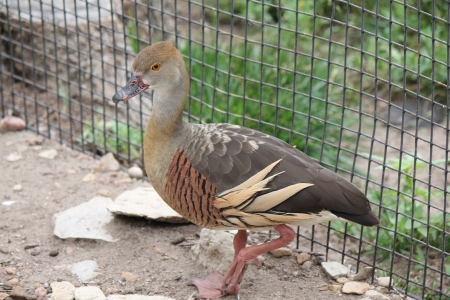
[184,123,379,226]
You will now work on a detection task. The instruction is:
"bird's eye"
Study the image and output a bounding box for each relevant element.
[151,63,161,71]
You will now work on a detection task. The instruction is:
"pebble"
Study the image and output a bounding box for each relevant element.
[0,292,8,300]
[6,152,22,162]
[296,252,310,265]
[97,189,113,197]
[100,153,120,172]
[49,250,59,257]
[35,286,47,298]
[38,149,58,159]
[8,278,18,285]
[10,286,32,299]
[83,173,96,182]
[328,284,342,292]
[353,267,374,281]
[302,260,313,270]
[170,236,186,245]
[121,272,137,282]
[363,290,391,300]
[337,277,349,284]
[12,184,22,192]
[74,286,106,300]
[376,277,391,287]
[50,281,76,300]
[269,247,292,258]
[0,116,26,132]
[342,281,370,295]
[321,261,348,279]
[1,201,16,206]
[1,280,13,290]
[128,166,143,179]
[5,267,16,275]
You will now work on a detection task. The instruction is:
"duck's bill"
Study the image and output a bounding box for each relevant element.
[112,73,149,103]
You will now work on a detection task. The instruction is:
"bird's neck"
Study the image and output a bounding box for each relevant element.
[146,73,189,139]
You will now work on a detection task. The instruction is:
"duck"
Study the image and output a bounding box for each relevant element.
[112,41,379,299]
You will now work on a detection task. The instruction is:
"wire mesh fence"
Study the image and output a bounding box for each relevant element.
[0,0,448,298]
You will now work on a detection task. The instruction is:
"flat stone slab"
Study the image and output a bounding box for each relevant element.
[53,196,117,242]
[321,261,349,279]
[108,187,188,224]
[72,260,101,283]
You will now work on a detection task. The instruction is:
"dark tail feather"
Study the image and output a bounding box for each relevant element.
[332,211,379,226]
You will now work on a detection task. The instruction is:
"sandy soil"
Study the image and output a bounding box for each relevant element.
[0,130,401,300]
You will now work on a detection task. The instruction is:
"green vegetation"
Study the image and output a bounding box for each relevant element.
[331,153,449,298]
[80,113,143,161]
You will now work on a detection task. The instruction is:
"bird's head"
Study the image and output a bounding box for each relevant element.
[112,41,185,103]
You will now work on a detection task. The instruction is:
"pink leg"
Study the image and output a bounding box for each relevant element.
[187,230,247,298]
[188,225,295,298]
[221,224,295,295]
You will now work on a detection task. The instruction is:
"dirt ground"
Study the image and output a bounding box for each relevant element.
[0,130,401,300]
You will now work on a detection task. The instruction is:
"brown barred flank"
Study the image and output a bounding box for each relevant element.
[164,149,223,228]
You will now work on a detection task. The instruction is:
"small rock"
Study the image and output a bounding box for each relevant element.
[120,272,137,282]
[30,248,41,256]
[353,267,374,281]
[8,278,18,285]
[269,247,292,258]
[10,286,32,300]
[0,116,26,132]
[328,285,342,292]
[49,250,59,257]
[170,236,186,245]
[321,261,348,279]
[82,173,96,182]
[38,149,58,159]
[376,277,391,288]
[302,260,313,270]
[2,280,13,290]
[1,201,16,206]
[72,260,101,283]
[191,229,235,273]
[74,286,106,300]
[50,281,75,300]
[312,255,324,265]
[35,287,47,298]
[99,153,120,172]
[342,281,370,295]
[12,185,22,192]
[337,277,349,284]
[6,152,22,162]
[364,290,391,300]
[296,252,310,265]
[128,166,143,179]
[66,169,76,174]
[5,267,16,275]
[0,292,8,300]
[154,247,165,255]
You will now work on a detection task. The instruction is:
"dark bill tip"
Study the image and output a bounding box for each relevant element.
[112,73,149,104]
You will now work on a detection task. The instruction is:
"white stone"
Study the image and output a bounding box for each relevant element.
[364,290,391,300]
[38,149,58,159]
[100,152,120,172]
[128,166,143,179]
[190,229,235,273]
[72,260,101,283]
[321,261,349,279]
[342,281,370,295]
[376,277,391,287]
[108,187,188,224]
[12,184,22,191]
[1,201,16,206]
[53,196,117,242]
[107,296,176,300]
[74,286,106,300]
[5,152,22,162]
[50,281,76,300]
